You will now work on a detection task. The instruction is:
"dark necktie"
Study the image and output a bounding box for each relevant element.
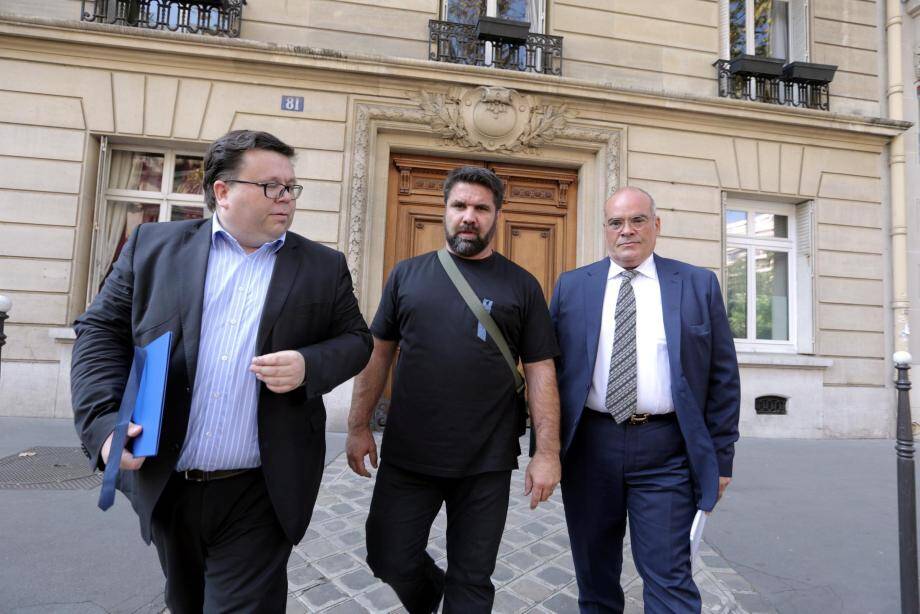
[606,269,638,423]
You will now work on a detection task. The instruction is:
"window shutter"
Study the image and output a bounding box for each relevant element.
[790,0,809,61]
[86,136,109,308]
[795,200,815,354]
[719,0,730,58]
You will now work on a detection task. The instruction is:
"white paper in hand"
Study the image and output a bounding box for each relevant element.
[689,509,707,561]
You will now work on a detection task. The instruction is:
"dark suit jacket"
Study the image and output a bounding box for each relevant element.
[72,218,373,543]
[549,254,740,511]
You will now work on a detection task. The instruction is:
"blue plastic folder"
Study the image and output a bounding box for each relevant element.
[98,330,171,510]
[129,331,171,458]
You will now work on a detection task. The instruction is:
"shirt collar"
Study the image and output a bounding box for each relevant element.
[211,213,286,254]
[607,253,658,281]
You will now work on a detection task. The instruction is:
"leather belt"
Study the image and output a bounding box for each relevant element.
[179,468,255,482]
[587,409,676,425]
[627,412,676,425]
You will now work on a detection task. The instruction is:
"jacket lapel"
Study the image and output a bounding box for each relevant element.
[583,258,609,373]
[655,254,683,379]
[256,238,301,354]
[179,219,213,387]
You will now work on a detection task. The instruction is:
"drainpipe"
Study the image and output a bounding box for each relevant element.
[887,0,910,352]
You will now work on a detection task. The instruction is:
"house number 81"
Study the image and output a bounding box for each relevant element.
[281,96,304,112]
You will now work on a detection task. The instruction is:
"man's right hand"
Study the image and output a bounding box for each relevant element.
[346,427,378,478]
[101,422,145,470]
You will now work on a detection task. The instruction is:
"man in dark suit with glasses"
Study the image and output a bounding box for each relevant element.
[72,129,372,612]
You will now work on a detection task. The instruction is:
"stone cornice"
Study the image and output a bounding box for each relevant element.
[0,13,912,139]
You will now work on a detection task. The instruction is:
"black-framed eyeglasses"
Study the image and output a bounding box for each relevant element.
[225,179,303,200]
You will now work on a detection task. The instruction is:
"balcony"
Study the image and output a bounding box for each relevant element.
[714,58,836,111]
[80,0,244,37]
[428,19,563,76]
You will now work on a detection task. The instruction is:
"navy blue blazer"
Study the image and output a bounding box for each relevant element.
[549,254,740,511]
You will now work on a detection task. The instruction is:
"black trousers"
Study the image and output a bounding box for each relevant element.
[365,461,512,614]
[149,468,293,614]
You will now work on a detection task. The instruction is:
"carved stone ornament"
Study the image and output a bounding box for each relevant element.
[414,86,576,153]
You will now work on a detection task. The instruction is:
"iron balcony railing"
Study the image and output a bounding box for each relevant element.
[80,0,244,37]
[428,20,563,76]
[714,59,832,111]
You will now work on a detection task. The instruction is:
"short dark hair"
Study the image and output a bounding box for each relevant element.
[443,166,504,211]
[202,130,295,211]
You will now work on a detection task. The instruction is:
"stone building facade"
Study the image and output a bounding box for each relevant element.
[0,0,912,437]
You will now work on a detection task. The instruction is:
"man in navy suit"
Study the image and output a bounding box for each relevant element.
[550,186,739,613]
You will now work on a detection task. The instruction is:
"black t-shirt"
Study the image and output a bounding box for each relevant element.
[371,250,559,477]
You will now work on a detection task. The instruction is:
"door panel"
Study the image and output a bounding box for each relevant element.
[404,207,445,259]
[498,212,563,299]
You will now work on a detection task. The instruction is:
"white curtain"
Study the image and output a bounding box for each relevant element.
[769,0,789,60]
[789,0,808,61]
[528,0,544,33]
[92,151,134,291]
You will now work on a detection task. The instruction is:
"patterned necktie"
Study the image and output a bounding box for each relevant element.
[606,269,638,423]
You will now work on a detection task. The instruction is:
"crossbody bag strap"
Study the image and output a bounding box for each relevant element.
[437,249,524,392]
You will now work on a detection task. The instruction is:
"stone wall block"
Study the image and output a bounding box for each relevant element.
[0,59,113,132]
[144,75,179,137]
[654,236,721,270]
[818,277,883,306]
[230,113,345,151]
[734,139,760,191]
[294,150,343,182]
[288,210,339,243]
[628,152,719,188]
[758,141,781,193]
[0,90,84,129]
[819,330,884,358]
[0,124,85,162]
[823,357,886,387]
[0,158,82,194]
[817,224,884,254]
[0,192,78,226]
[112,72,145,135]
[0,224,74,259]
[172,79,212,140]
[817,250,883,279]
[0,258,72,293]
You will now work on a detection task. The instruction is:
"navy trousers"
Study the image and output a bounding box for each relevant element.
[561,410,700,614]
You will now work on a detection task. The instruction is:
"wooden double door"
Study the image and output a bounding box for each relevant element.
[384,155,579,301]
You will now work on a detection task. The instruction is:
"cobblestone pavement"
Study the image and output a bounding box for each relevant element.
[285,442,774,614]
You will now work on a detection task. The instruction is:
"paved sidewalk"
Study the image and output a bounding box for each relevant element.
[285,439,768,614]
[0,418,769,613]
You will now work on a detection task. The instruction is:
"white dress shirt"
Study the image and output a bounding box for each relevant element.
[176,214,285,471]
[586,254,674,415]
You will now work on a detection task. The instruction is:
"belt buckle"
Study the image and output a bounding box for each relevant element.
[183,470,205,482]
[628,413,649,425]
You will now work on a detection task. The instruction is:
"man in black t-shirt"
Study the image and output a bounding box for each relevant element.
[346,166,562,613]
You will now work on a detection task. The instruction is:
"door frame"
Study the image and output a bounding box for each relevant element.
[344,102,625,324]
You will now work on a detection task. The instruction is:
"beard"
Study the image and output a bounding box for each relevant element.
[445,220,497,257]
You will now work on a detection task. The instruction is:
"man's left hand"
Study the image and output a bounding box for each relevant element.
[250,350,306,393]
[524,451,561,510]
[717,476,731,501]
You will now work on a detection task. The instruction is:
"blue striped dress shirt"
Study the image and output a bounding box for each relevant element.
[176,215,285,471]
